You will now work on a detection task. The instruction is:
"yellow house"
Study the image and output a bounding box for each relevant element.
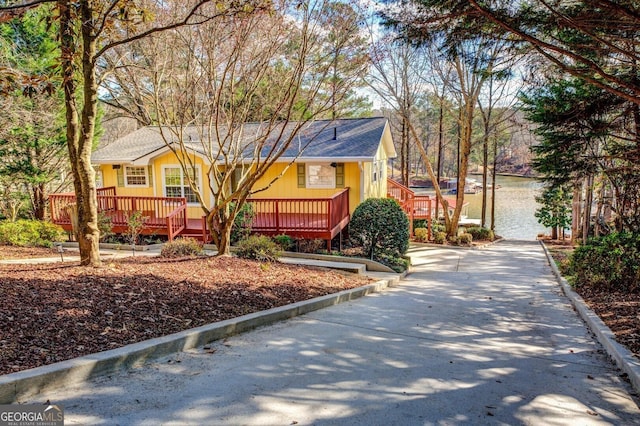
[51,117,398,246]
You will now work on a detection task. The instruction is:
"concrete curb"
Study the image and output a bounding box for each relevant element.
[0,276,399,404]
[540,241,640,394]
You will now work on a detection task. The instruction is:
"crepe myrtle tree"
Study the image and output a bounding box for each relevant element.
[0,0,271,266]
[114,0,361,256]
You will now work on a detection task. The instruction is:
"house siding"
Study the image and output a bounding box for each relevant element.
[251,162,363,215]
[98,150,212,220]
[362,142,389,200]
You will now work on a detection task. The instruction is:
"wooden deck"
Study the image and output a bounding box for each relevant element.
[50,187,351,250]
[198,189,351,250]
[387,179,433,238]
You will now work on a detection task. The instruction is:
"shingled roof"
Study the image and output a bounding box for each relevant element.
[91,117,395,165]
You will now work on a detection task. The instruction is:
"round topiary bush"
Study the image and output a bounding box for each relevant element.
[349,198,409,261]
[459,232,473,245]
[414,227,429,242]
[433,231,447,244]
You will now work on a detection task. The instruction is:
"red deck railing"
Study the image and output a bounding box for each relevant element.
[387,179,432,239]
[50,187,187,240]
[50,187,350,247]
[246,188,350,250]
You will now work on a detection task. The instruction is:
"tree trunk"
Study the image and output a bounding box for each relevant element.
[481,131,489,227]
[32,183,46,220]
[436,96,444,221]
[407,121,452,232]
[449,102,474,237]
[490,134,497,231]
[582,174,594,242]
[400,117,409,186]
[571,180,581,243]
[60,0,101,266]
[207,210,233,256]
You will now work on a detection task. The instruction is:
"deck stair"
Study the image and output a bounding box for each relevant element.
[387,179,433,238]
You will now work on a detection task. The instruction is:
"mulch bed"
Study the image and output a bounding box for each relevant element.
[576,288,640,358]
[0,245,61,260]
[543,239,640,359]
[0,251,374,375]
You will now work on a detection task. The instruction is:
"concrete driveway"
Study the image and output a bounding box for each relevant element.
[34,240,640,425]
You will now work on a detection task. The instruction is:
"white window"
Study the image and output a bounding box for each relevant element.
[163,166,200,203]
[306,163,335,189]
[372,161,378,182]
[379,160,386,180]
[124,166,148,187]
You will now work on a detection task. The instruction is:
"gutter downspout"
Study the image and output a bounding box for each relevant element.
[359,161,364,203]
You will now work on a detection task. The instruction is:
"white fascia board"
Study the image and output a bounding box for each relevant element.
[382,122,398,159]
[131,145,212,166]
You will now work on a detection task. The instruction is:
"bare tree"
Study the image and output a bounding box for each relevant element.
[109,0,354,255]
[367,32,430,186]
[0,0,270,266]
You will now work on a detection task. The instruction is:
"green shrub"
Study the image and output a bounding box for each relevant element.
[377,253,410,273]
[231,202,254,244]
[124,210,148,247]
[350,198,409,261]
[235,235,281,262]
[467,226,494,241]
[413,219,428,229]
[273,234,294,251]
[160,238,204,258]
[459,232,473,245]
[432,222,446,234]
[97,211,115,243]
[570,232,640,293]
[433,231,446,244]
[0,220,64,247]
[414,228,429,242]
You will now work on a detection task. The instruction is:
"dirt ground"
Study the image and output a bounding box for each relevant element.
[0,245,373,375]
[543,239,640,360]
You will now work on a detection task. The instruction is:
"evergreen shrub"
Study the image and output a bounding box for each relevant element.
[0,219,64,247]
[459,232,473,245]
[230,202,254,244]
[570,232,640,293]
[273,234,294,251]
[414,228,429,242]
[349,198,409,262]
[433,231,447,244]
[467,226,494,241]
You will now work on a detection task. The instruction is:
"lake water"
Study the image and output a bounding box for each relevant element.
[415,175,547,240]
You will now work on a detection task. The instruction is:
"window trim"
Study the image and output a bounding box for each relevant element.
[124,166,148,187]
[161,165,201,205]
[305,163,336,189]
